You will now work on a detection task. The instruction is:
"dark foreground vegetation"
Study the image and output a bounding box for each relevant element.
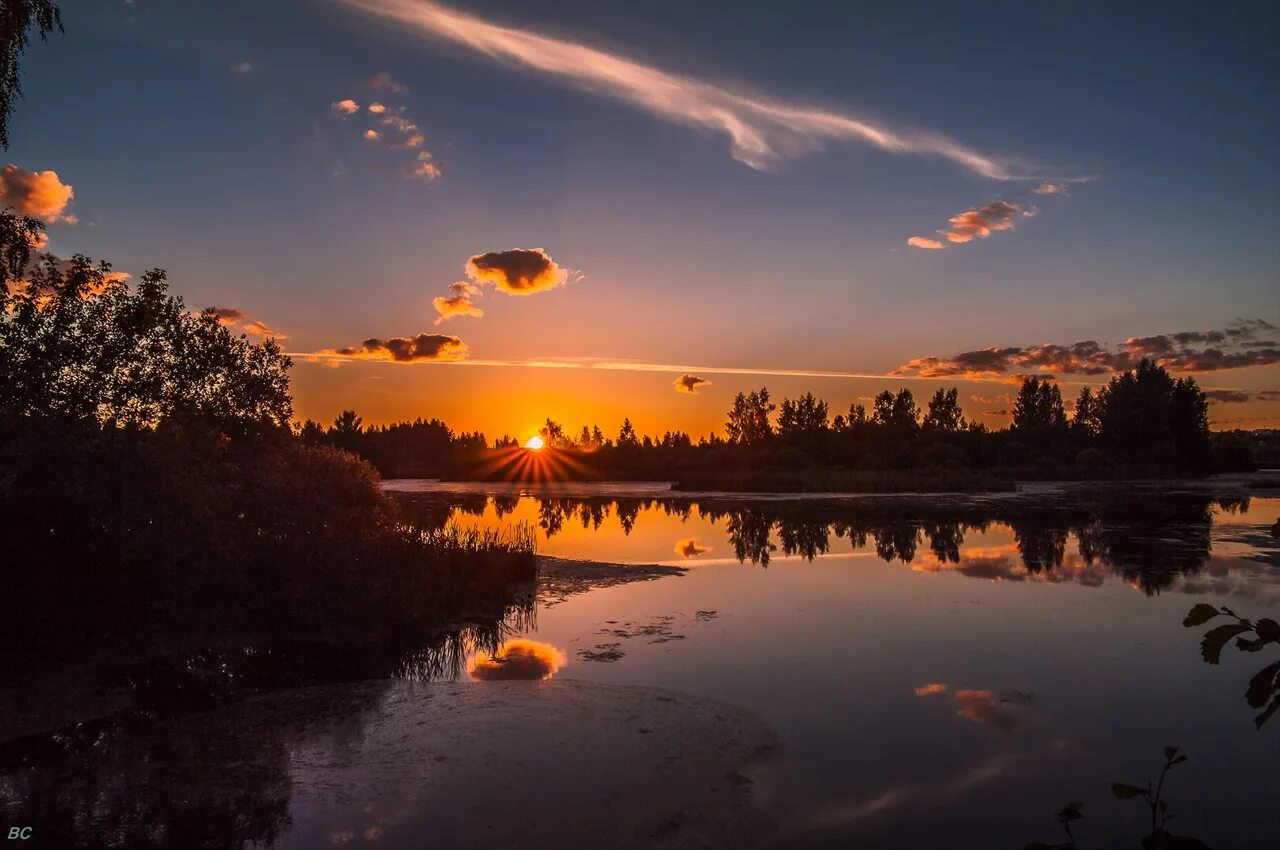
[302,364,1252,492]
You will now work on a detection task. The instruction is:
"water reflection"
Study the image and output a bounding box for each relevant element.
[395,490,1277,597]
[468,638,567,681]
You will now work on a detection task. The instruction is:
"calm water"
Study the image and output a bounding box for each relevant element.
[390,482,1280,848]
[3,482,1277,848]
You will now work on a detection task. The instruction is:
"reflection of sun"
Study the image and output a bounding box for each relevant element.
[525,435,545,450]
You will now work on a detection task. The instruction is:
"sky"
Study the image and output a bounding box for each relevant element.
[9,0,1279,440]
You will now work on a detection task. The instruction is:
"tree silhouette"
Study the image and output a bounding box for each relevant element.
[0,0,61,148]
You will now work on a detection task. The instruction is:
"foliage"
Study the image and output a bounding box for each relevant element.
[1183,604,1280,728]
[0,0,61,148]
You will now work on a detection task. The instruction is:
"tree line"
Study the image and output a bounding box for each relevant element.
[301,362,1228,488]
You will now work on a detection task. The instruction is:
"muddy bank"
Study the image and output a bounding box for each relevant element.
[537,555,685,605]
[2,679,780,850]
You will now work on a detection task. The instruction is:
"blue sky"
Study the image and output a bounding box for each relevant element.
[10,0,1278,433]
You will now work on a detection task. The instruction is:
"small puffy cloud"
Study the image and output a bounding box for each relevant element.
[331,99,359,117]
[675,538,711,558]
[468,638,566,681]
[940,200,1030,244]
[363,128,381,141]
[230,61,252,74]
[1031,182,1067,195]
[0,164,76,223]
[674,373,711,394]
[367,102,387,114]
[406,151,442,179]
[465,247,569,295]
[210,306,287,339]
[914,683,948,697]
[333,332,469,362]
[367,71,408,92]
[907,236,944,250]
[433,281,484,324]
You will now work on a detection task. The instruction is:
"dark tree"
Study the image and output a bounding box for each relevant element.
[923,387,965,432]
[726,387,775,444]
[1012,376,1066,432]
[0,0,61,148]
[777,391,829,436]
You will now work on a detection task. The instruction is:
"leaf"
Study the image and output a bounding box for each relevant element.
[1112,782,1148,799]
[1056,801,1083,823]
[1170,755,1188,766]
[1182,604,1221,627]
[1163,745,1179,762]
[1256,692,1280,730]
[1200,623,1251,664]
[1244,660,1280,709]
[1236,636,1267,652]
[1255,618,1280,644]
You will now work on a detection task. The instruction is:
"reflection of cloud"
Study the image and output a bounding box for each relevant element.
[342,0,1030,179]
[674,373,711,394]
[469,638,567,680]
[330,333,469,362]
[465,247,569,295]
[674,538,711,558]
[914,682,1032,731]
[0,164,76,223]
[896,320,1280,377]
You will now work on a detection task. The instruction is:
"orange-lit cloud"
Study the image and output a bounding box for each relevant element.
[0,164,76,223]
[342,0,1036,180]
[367,70,408,92]
[210,306,288,339]
[331,98,359,117]
[914,683,948,696]
[913,682,1030,730]
[906,236,944,250]
[674,538,711,558]
[465,247,569,295]
[896,320,1280,378]
[406,151,442,179]
[674,373,711,394]
[1031,181,1067,194]
[433,281,484,324]
[939,200,1032,244]
[367,102,387,114]
[468,638,566,680]
[331,332,469,362]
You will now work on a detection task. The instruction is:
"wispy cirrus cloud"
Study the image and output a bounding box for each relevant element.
[341,0,1037,179]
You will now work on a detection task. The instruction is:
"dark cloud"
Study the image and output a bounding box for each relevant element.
[333,333,469,362]
[209,306,288,339]
[896,320,1280,378]
[210,306,246,322]
[674,374,711,394]
[1205,389,1280,404]
[674,538,711,558]
[465,247,569,295]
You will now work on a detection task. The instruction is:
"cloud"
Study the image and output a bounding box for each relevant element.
[1205,389,1280,404]
[432,281,484,324]
[938,200,1032,244]
[332,332,469,362]
[367,70,408,92]
[914,683,948,697]
[0,164,76,223]
[465,247,569,295]
[675,538,711,558]
[210,306,288,339]
[341,0,1037,179]
[907,236,945,250]
[468,638,566,680]
[331,99,359,117]
[896,321,1280,378]
[367,102,387,114]
[1031,181,1066,194]
[230,61,252,74]
[674,373,711,394]
[406,151,442,179]
[913,682,1032,731]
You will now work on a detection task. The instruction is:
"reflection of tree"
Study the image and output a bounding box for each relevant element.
[725,510,776,566]
[1012,521,1067,572]
[777,518,830,560]
[924,521,964,563]
[1074,497,1214,594]
[874,525,919,563]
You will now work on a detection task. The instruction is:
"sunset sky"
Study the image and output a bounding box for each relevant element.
[11,0,1278,440]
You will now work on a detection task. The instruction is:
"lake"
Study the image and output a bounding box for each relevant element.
[2,481,1277,848]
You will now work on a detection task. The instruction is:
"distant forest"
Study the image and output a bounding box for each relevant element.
[300,363,1271,489]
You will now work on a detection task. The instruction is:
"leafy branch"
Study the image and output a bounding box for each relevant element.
[1184,604,1280,728]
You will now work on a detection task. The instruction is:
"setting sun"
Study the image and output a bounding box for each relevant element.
[524,435,545,450]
